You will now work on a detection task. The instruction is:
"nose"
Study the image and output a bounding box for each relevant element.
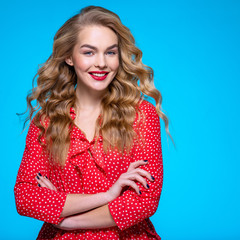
[95,53,107,69]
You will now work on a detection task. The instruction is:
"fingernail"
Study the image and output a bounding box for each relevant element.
[143,160,148,162]
[151,176,155,181]
[38,184,41,187]
[139,191,142,195]
[36,175,40,180]
[146,184,150,189]
[38,173,42,176]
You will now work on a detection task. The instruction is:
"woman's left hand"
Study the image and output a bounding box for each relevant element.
[36,173,57,191]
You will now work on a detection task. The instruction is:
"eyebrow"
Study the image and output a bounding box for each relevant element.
[80,44,118,50]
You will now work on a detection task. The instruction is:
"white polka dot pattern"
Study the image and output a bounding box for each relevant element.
[14,100,163,240]
[108,101,163,234]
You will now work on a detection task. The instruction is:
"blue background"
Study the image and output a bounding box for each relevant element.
[1,0,239,239]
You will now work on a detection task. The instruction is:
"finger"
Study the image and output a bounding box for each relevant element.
[36,176,56,190]
[128,160,148,171]
[36,174,57,191]
[42,177,57,191]
[36,176,48,188]
[127,168,153,182]
[125,173,149,189]
[133,168,154,182]
[36,174,43,186]
[122,179,141,195]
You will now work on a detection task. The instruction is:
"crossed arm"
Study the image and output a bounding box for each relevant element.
[36,160,153,230]
[15,102,162,230]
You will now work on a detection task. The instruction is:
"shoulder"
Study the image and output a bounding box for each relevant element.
[26,121,40,143]
[138,100,159,118]
[134,100,160,132]
[26,116,48,146]
[133,100,161,141]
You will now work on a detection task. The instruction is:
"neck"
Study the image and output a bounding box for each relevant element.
[75,85,104,111]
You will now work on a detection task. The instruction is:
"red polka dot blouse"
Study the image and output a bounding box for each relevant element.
[14,100,163,239]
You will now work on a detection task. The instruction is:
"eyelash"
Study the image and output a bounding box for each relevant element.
[83,51,117,56]
[107,51,117,55]
[84,51,93,55]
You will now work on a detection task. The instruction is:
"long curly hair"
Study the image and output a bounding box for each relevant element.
[24,6,170,165]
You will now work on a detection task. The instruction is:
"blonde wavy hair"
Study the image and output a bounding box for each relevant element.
[24,6,170,165]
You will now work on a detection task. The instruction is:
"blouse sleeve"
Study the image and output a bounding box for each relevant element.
[108,101,163,230]
[14,121,67,224]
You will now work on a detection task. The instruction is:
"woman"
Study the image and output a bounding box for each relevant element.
[14,6,169,239]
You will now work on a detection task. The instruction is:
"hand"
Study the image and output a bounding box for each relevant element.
[106,160,154,201]
[36,173,57,191]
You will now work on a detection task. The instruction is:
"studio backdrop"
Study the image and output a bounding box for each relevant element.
[1,0,239,239]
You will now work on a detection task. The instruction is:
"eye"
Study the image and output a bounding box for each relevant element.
[84,51,94,56]
[106,51,117,55]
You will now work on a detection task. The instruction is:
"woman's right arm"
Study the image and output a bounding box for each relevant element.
[14,122,67,225]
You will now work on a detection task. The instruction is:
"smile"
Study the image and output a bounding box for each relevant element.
[89,71,109,81]
[91,73,106,77]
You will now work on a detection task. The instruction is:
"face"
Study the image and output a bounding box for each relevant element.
[66,25,119,95]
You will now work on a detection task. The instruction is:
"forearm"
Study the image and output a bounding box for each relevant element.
[14,182,67,224]
[60,192,112,218]
[37,159,151,219]
[57,204,116,230]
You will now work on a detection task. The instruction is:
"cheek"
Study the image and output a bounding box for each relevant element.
[73,57,92,71]
[111,58,119,71]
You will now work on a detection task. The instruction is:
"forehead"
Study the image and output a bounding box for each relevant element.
[76,25,118,47]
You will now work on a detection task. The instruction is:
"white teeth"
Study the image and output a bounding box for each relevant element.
[91,73,107,77]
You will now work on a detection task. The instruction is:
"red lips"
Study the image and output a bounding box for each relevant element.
[89,71,109,81]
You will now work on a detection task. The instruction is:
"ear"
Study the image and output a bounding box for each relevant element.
[65,57,74,66]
